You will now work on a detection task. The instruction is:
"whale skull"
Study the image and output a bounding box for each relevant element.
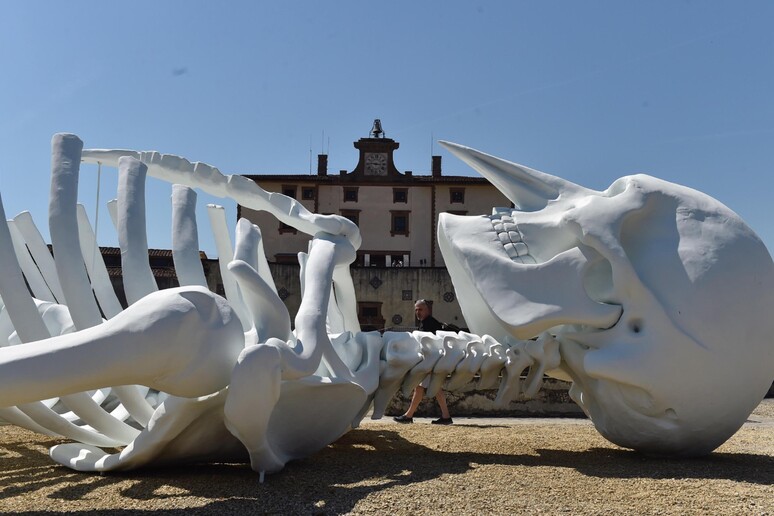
[438,141,774,455]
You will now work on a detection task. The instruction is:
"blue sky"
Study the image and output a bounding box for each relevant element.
[1,1,772,257]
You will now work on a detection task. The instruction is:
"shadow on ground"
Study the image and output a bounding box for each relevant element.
[2,428,773,515]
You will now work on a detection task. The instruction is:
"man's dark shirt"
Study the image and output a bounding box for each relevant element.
[418,316,443,334]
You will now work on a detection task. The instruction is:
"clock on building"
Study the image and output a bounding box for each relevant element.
[364,152,388,176]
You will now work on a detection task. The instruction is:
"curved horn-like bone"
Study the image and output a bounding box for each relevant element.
[439,141,593,211]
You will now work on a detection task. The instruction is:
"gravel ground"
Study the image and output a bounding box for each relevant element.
[1,400,772,515]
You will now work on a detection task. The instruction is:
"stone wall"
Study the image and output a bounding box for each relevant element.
[385,378,586,418]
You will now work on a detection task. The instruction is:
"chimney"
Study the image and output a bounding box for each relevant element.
[432,155,442,177]
[317,154,328,176]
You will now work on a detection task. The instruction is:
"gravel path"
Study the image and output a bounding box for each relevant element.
[1,400,772,514]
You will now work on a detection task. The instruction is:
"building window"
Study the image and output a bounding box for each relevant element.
[450,188,465,204]
[283,185,297,199]
[391,211,409,236]
[357,301,385,332]
[278,221,297,234]
[393,188,408,203]
[369,255,386,267]
[447,210,468,216]
[301,187,316,200]
[341,209,360,226]
[343,187,359,202]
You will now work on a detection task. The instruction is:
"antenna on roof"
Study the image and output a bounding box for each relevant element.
[309,135,312,175]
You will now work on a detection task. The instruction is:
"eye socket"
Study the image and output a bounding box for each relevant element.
[628,318,644,334]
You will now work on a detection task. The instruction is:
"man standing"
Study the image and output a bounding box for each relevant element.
[393,299,453,425]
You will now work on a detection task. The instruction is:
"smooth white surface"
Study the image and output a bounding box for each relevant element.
[171,185,208,288]
[1,133,771,480]
[438,141,774,455]
[118,157,158,305]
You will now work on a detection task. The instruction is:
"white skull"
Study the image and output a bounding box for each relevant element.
[438,142,774,456]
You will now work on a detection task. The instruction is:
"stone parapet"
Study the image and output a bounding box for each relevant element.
[385,378,586,418]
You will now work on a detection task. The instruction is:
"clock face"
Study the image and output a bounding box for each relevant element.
[364,153,388,176]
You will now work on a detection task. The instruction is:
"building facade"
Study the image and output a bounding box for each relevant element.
[239,121,510,330]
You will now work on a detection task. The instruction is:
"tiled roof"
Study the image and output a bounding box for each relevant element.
[106,267,178,279]
[97,247,208,259]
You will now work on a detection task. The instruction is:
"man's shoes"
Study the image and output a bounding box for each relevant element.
[393,415,413,424]
[431,417,453,425]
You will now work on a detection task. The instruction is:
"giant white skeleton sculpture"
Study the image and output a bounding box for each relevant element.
[0,134,772,480]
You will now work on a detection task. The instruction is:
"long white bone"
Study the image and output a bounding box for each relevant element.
[80,149,361,249]
[7,221,56,303]
[12,211,66,303]
[0,190,134,446]
[117,157,158,304]
[206,204,251,330]
[171,185,208,287]
[51,137,156,431]
[75,204,124,319]
[228,220,291,342]
[0,287,244,405]
[76,203,156,425]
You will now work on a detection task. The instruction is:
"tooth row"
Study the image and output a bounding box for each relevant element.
[490,210,536,264]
